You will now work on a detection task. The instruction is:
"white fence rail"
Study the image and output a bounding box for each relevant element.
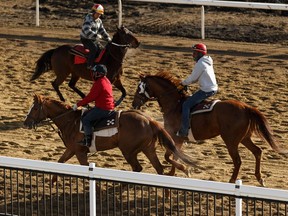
[127,0,288,10]
[125,0,288,39]
[1,156,288,216]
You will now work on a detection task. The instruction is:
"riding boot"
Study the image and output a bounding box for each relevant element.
[176,129,188,138]
[78,134,92,147]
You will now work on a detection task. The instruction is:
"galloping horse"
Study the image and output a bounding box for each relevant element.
[24,94,197,183]
[30,26,140,105]
[132,71,284,186]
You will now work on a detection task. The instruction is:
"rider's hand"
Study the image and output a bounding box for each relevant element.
[72,104,78,111]
[177,84,186,91]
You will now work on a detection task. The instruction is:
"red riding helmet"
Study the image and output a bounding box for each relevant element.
[192,43,207,55]
[91,4,104,15]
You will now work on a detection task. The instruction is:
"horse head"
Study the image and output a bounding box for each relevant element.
[113,26,140,48]
[24,94,49,129]
[132,71,183,109]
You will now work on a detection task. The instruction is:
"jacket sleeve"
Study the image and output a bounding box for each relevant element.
[182,62,203,85]
[98,20,110,41]
[76,82,100,107]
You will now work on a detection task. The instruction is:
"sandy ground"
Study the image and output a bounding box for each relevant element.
[0,0,287,190]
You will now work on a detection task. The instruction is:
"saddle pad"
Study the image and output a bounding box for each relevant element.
[89,128,118,153]
[191,100,221,115]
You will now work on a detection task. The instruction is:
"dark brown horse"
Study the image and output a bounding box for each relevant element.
[132,71,285,186]
[30,26,140,105]
[24,94,197,183]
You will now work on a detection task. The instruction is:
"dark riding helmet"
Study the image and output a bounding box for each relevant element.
[92,64,107,79]
[192,43,207,62]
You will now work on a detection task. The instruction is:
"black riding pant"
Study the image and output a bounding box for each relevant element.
[80,37,98,68]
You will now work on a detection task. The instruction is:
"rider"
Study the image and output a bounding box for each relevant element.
[80,4,112,70]
[176,43,218,138]
[72,64,115,147]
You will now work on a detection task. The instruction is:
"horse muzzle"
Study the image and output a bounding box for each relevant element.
[23,120,37,130]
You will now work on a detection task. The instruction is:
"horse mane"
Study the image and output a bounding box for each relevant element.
[37,94,68,110]
[149,71,182,87]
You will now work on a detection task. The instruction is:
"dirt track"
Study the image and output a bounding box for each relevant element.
[0,0,287,190]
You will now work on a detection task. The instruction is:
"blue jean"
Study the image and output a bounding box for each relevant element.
[179,89,216,134]
[82,107,113,136]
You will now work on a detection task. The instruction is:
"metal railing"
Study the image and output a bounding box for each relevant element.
[0,156,287,216]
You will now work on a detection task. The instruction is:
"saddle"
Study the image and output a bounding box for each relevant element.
[185,100,220,142]
[80,110,120,133]
[79,109,121,153]
[70,44,106,65]
[190,99,221,115]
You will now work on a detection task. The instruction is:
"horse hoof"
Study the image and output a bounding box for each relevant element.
[186,168,193,178]
[259,178,266,187]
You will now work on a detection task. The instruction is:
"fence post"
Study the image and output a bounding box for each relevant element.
[235,179,242,216]
[118,0,122,27]
[201,5,205,39]
[35,0,39,26]
[89,163,96,216]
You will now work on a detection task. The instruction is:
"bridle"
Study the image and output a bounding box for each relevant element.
[25,100,73,130]
[107,42,131,63]
[135,80,181,106]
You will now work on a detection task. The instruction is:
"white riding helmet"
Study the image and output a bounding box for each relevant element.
[91,4,104,15]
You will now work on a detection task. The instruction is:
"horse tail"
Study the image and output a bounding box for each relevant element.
[30,48,55,81]
[150,119,198,167]
[246,106,283,153]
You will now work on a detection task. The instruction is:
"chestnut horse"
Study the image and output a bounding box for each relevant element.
[24,94,197,183]
[132,71,284,186]
[30,26,140,105]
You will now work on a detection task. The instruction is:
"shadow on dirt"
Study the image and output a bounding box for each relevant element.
[0,33,287,60]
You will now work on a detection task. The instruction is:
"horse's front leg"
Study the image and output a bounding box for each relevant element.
[51,148,75,185]
[112,78,126,106]
[68,76,86,99]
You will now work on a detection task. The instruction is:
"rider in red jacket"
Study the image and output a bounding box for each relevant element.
[72,64,115,147]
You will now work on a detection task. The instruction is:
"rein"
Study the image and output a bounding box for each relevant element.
[36,109,74,129]
[111,42,130,48]
[108,42,129,63]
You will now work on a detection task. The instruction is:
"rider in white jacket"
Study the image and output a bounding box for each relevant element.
[176,43,218,138]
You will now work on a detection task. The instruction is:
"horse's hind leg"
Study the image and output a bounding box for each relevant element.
[164,152,188,176]
[68,75,86,99]
[221,136,242,184]
[143,147,164,175]
[241,137,264,186]
[122,152,143,172]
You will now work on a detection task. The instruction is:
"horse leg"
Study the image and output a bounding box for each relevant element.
[112,78,126,106]
[143,147,164,175]
[241,137,264,186]
[75,151,89,166]
[164,151,189,176]
[51,78,66,102]
[166,139,183,176]
[68,75,86,99]
[52,148,75,184]
[122,152,143,172]
[224,142,242,184]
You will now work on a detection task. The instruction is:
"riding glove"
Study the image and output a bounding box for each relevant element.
[72,104,78,111]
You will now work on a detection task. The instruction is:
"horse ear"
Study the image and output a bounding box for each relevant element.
[33,93,38,102]
[139,73,145,79]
